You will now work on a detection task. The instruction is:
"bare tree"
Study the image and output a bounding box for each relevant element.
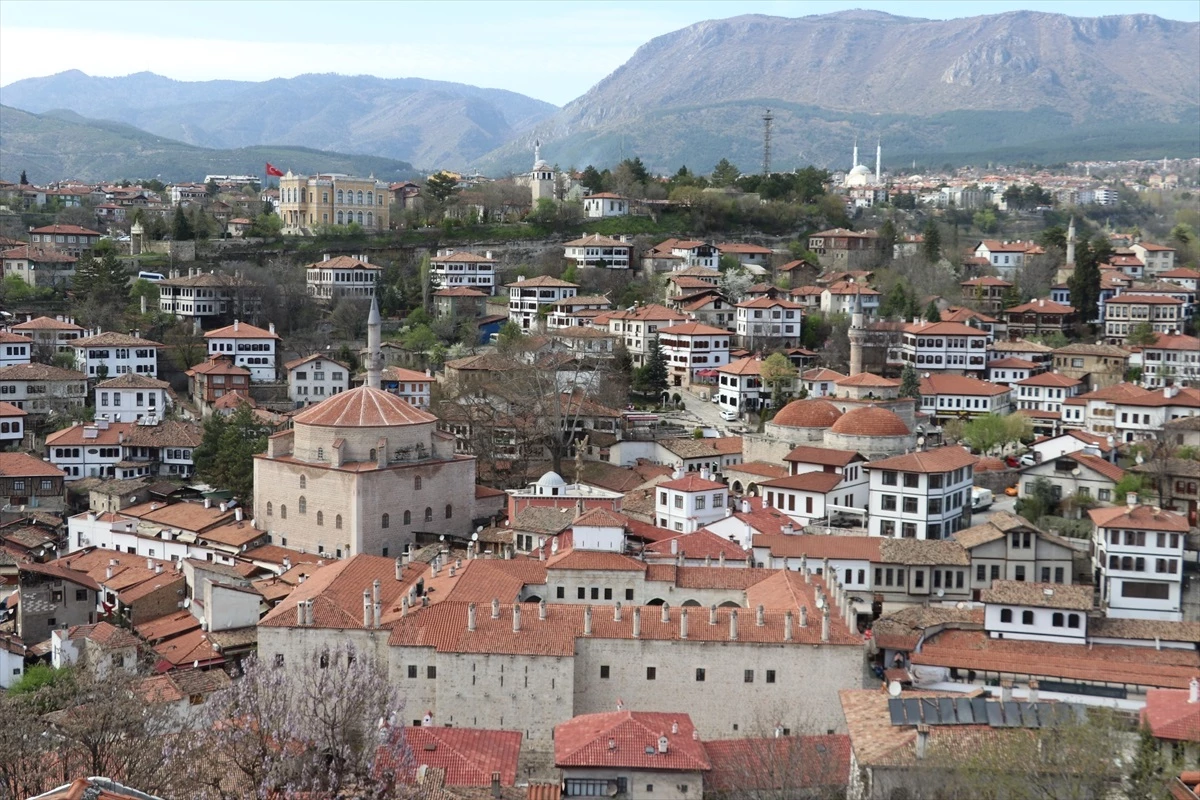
[168,642,409,800]
[705,713,848,800]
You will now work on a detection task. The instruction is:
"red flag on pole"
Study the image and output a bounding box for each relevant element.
[265,163,284,177]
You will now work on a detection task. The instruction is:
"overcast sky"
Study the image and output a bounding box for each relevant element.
[1,0,1196,105]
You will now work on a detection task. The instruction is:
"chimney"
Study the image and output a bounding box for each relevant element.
[235,507,244,522]
[234,319,239,332]
[821,608,830,642]
[672,720,679,735]
[396,558,404,581]
[400,596,409,616]
[146,557,154,570]
[204,497,211,508]
[756,604,765,626]
[1190,677,1199,704]
[491,598,500,619]
[468,603,477,631]
[661,603,670,623]
[680,608,689,639]
[106,564,114,580]
[373,599,382,629]
[709,604,718,626]
[539,599,547,620]
[512,603,521,632]
[800,555,809,581]
[155,564,163,575]
[220,502,227,513]
[657,734,669,754]
[614,602,622,622]
[729,609,738,640]
[1126,492,1138,509]
[671,538,678,555]
[491,773,501,800]
[363,590,371,628]
[784,610,794,641]
[296,600,306,626]
[705,554,712,567]
[800,606,808,628]
[782,523,794,536]
[632,607,641,638]
[1000,679,1013,703]
[1028,680,1039,704]
[584,606,593,636]
[916,725,929,760]
[700,466,711,481]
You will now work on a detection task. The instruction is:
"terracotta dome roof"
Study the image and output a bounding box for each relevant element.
[829,406,909,437]
[974,456,1008,473]
[772,399,843,428]
[292,386,436,427]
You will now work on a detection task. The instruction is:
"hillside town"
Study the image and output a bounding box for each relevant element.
[0,140,1198,800]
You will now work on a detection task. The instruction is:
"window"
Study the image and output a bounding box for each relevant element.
[1067,614,1081,628]
[336,514,342,529]
[590,588,599,600]
[424,507,433,523]
[1022,610,1034,625]
[404,510,411,525]
[408,665,417,678]
[881,495,897,511]
[577,587,585,599]
[1121,582,1170,600]
[280,504,287,519]
[1000,608,1013,623]
[427,666,436,679]
[914,571,925,588]
[445,504,452,519]
[625,589,634,601]
[1015,565,1026,582]
[647,667,656,680]
[299,475,306,489]
[902,497,918,514]
[75,589,87,601]
[600,665,610,679]
[382,513,390,529]
[882,471,897,486]
[414,476,422,490]
[696,668,706,682]
[903,473,919,488]
[1052,612,1064,627]
[766,669,776,683]
[976,565,986,582]
[274,654,285,667]
[298,496,306,514]
[1054,567,1064,583]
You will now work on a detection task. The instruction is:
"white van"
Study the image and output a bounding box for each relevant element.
[971,487,993,511]
[137,271,166,282]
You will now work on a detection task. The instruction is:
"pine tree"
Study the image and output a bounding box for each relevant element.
[1125,725,1167,800]
[193,404,268,501]
[19,170,28,185]
[921,218,942,264]
[171,205,193,241]
[1070,238,1105,327]
[899,363,921,399]
[879,218,897,263]
[643,338,669,402]
[925,301,941,323]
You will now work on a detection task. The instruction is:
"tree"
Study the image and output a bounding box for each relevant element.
[973,208,999,233]
[18,169,27,185]
[496,320,525,353]
[332,298,371,340]
[1125,724,1171,800]
[424,172,458,204]
[925,300,941,323]
[711,158,741,187]
[1070,236,1112,327]
[1126,322,1159,347]
[899,363,921,399]
[1114,472,1151,504]
[960,413,1029,456]
[638,337,669,402]
[760,352,798,411]
[192,403,269,501]
[73,246,131,330]
[921,218,942,264]
[171,204,193,241]
[579,165,604,193]
[170,643,411,799]
[1016,476,1059,524]
[878,218,897,264]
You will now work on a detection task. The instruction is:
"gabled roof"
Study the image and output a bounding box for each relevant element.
[1088,504,1189,532]
[431,251,496,263]
[283,353,350,372]
[783,445,863,467]
[736,296,803,309]
[30,224,101,235]
[902,321,988,336]
[1016,372,1082,388]
[659,473,725,492]
[554,712,711,771]
[506,275,578,289]
[1142,689,1200,743]
[919,374,1011,397]
[71,332,163,349]
[980,580,1093,610]
[0,363,86,381]
[644,529,749,561]
[11,316,83,331]
[377,726,524,786]
[717,356,763,376]
[1106,293,1183,305]
[203,321,279,340]
[835,372,899,388]
[1066,453,1125,483]
[304,255,379,270]
[605,304,687,322]
[867,446,977,474]
[759,472,844,493]
[658,322,729,336]
[564,233,631,248]
[96,373,170,390]
[0,451,66,478]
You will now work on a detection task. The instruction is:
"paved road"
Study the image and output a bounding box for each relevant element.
[659,388,744,436]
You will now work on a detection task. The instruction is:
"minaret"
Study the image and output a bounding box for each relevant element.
[366,296,382,390]
[875,139,882,184]
[1065,216,1076,267]
[852,138,859,169]
[848,285,866,377]
[534,139,541,168]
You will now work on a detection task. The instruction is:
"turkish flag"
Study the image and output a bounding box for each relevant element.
[265,163,284,177]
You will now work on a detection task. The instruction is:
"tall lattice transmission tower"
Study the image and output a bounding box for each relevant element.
[761,109,773,175]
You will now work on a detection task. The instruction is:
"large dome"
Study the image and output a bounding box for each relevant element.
[292,385,436,428]
[829,406,909,437]
[773,399,842,428]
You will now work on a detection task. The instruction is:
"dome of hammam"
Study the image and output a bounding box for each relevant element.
[291,385,436,428]
[772,398,843,429]
[828,406,909,437]
[535,471,568,490]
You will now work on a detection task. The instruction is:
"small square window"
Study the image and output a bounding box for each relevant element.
[556,587,565,599]
[274,654,284,667]
[590,587,599,600]
[647,667,656,680]
[600,665,610,679]
[427,666,436,679]
[604,588,613,600]
[625,589,634,601]
[408,665,417,678]
[695,668,706,682]
[744,669,754,683]
[577,587,585,599]
[766,670,776,683]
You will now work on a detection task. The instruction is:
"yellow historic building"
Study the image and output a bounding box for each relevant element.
[276,172,390,235]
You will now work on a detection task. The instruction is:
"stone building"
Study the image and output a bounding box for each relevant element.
[277,171,390,234]
[253,300,477,557]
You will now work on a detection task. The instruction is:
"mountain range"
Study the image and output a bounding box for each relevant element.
[0,105,416,184]
[2,9,1197,181]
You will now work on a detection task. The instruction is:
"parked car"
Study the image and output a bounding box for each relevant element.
[1004,485,1019,497]
[1019,453,1038,467]
[712,394,720,404]
[720,409,738,422]
[1005,455,1020,468]
[971,487,994,511]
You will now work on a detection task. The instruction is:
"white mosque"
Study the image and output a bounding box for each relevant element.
[843,139,884,188]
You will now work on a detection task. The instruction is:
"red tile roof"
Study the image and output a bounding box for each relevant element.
[919,374,1011,397]
[0,451,66,478]
[835,372,900,388]
[547,550,646,572]
[1088,504,1190,532]
[867,446,977,473]
[783,445,863,467]
[773,399,842,428]
[11,316,84,331]
[203,321,280,339]
[759,472,844,493]
[644,529,749,561]
[752,533,881,561]
[291,385,436,427]
[30,224,101,235]
[830,406,909,437]
[987,357,1037,369]
[658,322,729,336]
[902,321,989,336]
[376,726,523,786]
[1005,300,1075,315]
[1107,293,1183,305]
[1016,372,1082,388]
[659,473,726,492]
[1142,689,1200,742]
[1068,453,1126,483]
[555,712,711,771]
[260,554,427,629]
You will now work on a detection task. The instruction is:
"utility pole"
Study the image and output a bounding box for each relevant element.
[762,109,773,176]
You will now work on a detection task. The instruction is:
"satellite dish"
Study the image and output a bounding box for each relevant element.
[917,436,926,447]
[936,589,945,598]
[887,680,902,697]
[471,532,479,542]
[956,601,967,610]
[1071,468,1081,477]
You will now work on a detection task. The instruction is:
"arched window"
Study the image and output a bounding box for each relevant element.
[445,504,452,519]
[414,476,422,490]
[299,475,306,489]
[367,191,373,206]
[424,507,433,523]
[403,510,411,525]
[382,513,390,529]
[1000,608,1012,623]
[335,514,342,529]
[357,212,364,225]
[1051,612,1064,627]
[337,211,344,225]
[1,423,8,433]
[298,496,306,514]
[369,448,377,462]
[316,511,323,526]
[280,505,287,519]
[337,190,344,203]
[367,212,373,227]
[1021,610,1034,625]
[266,502,273,516]
[1067,614,1081,629]
[357,191,364,205]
